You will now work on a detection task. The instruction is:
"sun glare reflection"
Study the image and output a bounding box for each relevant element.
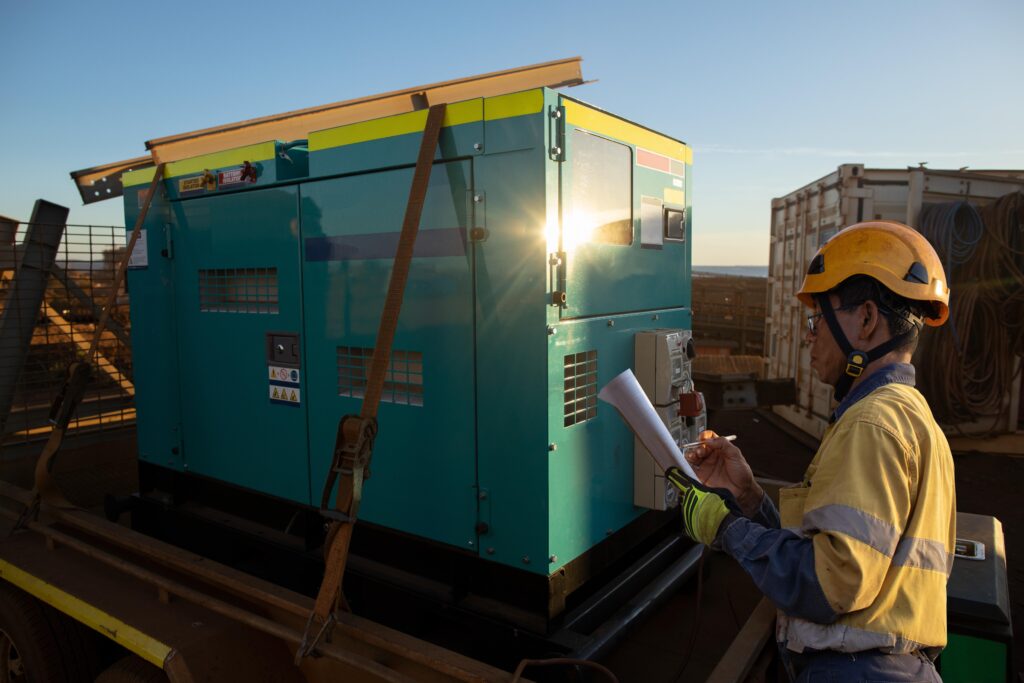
[563,211,596,252]
[546,209,626,253]
[545,220,560,253]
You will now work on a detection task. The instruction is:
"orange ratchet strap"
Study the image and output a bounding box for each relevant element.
[14,164,166,532]
[297,103,448,663]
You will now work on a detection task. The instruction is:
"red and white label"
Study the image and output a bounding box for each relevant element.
[636,147,685,177]
[218,168,253,187]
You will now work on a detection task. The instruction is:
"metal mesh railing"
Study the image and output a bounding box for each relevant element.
[0,219,134,450]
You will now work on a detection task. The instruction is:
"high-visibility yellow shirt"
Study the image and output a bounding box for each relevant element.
[716,363,956,654]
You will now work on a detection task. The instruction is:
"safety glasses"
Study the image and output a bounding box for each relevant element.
[807,303,880,335]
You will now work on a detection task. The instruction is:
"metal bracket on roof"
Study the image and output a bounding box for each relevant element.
[410,92,429,110]
[70,156,154,206]
[70,57,585,205]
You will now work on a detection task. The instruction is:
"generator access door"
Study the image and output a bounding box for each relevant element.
[300,160,478,550]
[557,97,690,319]
[170,187,311,504]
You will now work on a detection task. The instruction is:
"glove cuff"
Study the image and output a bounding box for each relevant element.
[709,512,740,551]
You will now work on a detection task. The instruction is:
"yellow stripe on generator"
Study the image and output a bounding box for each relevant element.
[563,100,691,164]
[310,99,483,152]
[310,89,545,152]
[123,141,278,187]
[484,89,544,121]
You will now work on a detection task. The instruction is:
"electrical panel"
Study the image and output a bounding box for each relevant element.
[633,329,700,510]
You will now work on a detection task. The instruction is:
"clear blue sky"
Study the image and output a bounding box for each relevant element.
[1,0,1021,265]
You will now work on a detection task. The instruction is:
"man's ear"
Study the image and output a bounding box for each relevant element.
[861,300,881,339]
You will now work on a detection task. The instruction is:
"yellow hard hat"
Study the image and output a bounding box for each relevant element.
[796,220,950,326]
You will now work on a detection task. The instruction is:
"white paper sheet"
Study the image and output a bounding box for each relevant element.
[598,369,699,480]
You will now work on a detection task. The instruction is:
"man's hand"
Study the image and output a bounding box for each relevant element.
[686,430,764,518]
[666,467,730,546]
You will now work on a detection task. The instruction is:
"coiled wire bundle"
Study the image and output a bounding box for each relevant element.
[919,201,985,271]
[916,193,1024,434]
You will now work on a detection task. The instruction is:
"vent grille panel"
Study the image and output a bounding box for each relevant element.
[199,268,278,314]
[563,350,598,427]
[337,347,423,407]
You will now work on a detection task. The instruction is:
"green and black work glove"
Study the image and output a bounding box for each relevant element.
[666,467,735,547]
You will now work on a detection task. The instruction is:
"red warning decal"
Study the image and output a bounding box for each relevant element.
[637,147,686,176]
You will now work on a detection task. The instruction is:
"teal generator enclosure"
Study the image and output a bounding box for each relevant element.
[122,88,702,591]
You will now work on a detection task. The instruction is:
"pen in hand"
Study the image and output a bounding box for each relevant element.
[679,434,737,451]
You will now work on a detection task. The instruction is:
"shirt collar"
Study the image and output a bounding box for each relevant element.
[830,362,916,423]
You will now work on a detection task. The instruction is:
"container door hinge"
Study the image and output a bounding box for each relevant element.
[548,105,565,162]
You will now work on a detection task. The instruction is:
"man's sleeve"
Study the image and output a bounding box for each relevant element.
[717,516,838,624]
[714,420,911,621]
[749,491,780,528]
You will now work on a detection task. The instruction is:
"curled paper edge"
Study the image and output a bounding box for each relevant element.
[597,368,699,481]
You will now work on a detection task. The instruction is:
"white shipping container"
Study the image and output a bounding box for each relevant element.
[764,164,1024,439]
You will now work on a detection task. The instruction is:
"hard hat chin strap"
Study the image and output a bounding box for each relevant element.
[815,294,917,402]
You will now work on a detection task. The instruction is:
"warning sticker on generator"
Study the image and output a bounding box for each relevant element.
[269,385,301,407]
[128,230,148,269]
[179,176,206,194]
[268,366,300,383]
[636,147,686,178]
[268,365,301,407]
[218,167,257,188]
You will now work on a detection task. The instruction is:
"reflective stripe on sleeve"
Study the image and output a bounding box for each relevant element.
[802,504,900,557]
[892,536,954,575]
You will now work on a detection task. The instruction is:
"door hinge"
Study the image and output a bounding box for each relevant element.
[476,487,491,547]
[469,190,486,242]
[162,225,174,259]
[548,105,565,162]
[549,251,566,307]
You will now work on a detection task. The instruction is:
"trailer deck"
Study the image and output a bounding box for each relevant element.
[0,474,521,682]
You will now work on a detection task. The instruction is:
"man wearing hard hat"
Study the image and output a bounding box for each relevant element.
[669,221,955,681]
